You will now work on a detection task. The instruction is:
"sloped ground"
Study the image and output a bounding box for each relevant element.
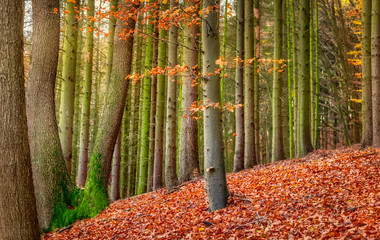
[43,147,379,239]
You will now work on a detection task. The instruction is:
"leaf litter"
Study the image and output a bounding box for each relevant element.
[43,146,379,239]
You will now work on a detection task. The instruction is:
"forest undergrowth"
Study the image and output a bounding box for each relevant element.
[43,146,379,239]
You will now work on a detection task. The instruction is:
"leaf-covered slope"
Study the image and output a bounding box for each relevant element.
[43,147,379,239]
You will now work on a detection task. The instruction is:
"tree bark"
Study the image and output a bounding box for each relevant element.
[372,0,380,146]
[179,0,200,183]
[202,0,229,211]
[0,1,40,238]
[234,0,245,172]
[165,0,179,189]
[27,0,76,231]
[110,131,121,203]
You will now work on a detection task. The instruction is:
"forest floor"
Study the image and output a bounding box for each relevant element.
[43,146,379,239]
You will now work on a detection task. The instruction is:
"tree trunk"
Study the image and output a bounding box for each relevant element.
[314,0,320,149]
[234,0,245,172]
[272,0,285,162]
[26,0,77,231]
[165,0,179,189]
[244,0,257,168]
[79,1,137,217]
[153,2,168,190]
[286,0,294,158]
[77,0,95,187]
[59,0,80,174]
[0,1,40,238]
[202,0,229,211]
[297,0,313,157]
[110,131,121,203]
[253,0,260,163]
[179,0,200,183]
[372,0,380,146]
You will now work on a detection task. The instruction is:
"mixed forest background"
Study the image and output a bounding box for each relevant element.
[1,0,379,238]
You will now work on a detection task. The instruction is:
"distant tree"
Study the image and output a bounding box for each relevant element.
[202,0,229,211]
[372,0,380,146]
[0,0,40,238]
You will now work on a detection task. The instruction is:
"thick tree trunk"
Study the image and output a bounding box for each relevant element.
[27,0,76,231]
[361,0,372,147]
[80,1,137,217]
[234,0,245,172]
[179,0,200,183]
[165,0,179,189]
[153,3,168,190]
[0,1,40,238]
[59,0,80,174]
[244,0,257,168]
[372,0,380,146]
[297,0,313,157]
[272,0,285,162]
[202,0,229,211]
[77,0,95,187]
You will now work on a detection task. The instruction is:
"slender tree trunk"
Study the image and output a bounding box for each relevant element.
[291,0,298,155]
[244,0,257,168]
[59,0,80,174]
[179,0,200,183]
[77,0,95,187]
[0,1,40,238]
[27,0,76,231]
[272,0,285,162]
[110,131,121,203]
[286,0,294,158]
[137,2,155,194]
[153,2,168,190]
[234,0,245,172]
[253,0,260,163]
[80,1,137,217]
[314,0,320,148]
[297,0,313,157]
[372,0,380,146]
[165,0,179,189]
[361,0,372,147]
[202,0,229,211]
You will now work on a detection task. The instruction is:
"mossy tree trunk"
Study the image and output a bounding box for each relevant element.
[272,0,285,162]
[179,0,200,183]
[165,0,179,189]
[233,0,244,172]
[202,0,229,212]
[26,0,76,231]
[0,1,40,238]
[77,0,95,187]
[79,1,137,217]
[110,131,121,202]
[153,2,168,190]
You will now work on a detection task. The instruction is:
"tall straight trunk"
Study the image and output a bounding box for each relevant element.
[373,0,380,146]
[291,0,298,154]
[234,0,245,172]
[0,1,40,238]
[27,0,76,231]
[272,0,285,162]
[77,0,95,187]
[110,131,121,203]
[314,0,320,148]
[148,24,159,192]
[79,1,137,217]
[309,0,314,145]
[153,2,168,190]
[202,0,229,211]
[361,0,372,147]
[72,6,84,180]
[286,0,294,158]
[297,0,313,157]
[179,0,200,183]
[137,3,155,194]
[221,0,228,167]
[244,0,257,168]
[165,0,179,189]
[253,0,260,163]
[59,0,80,174]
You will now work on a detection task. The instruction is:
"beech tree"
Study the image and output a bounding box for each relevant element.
[202,0,229,211]
[0,0,40,238]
